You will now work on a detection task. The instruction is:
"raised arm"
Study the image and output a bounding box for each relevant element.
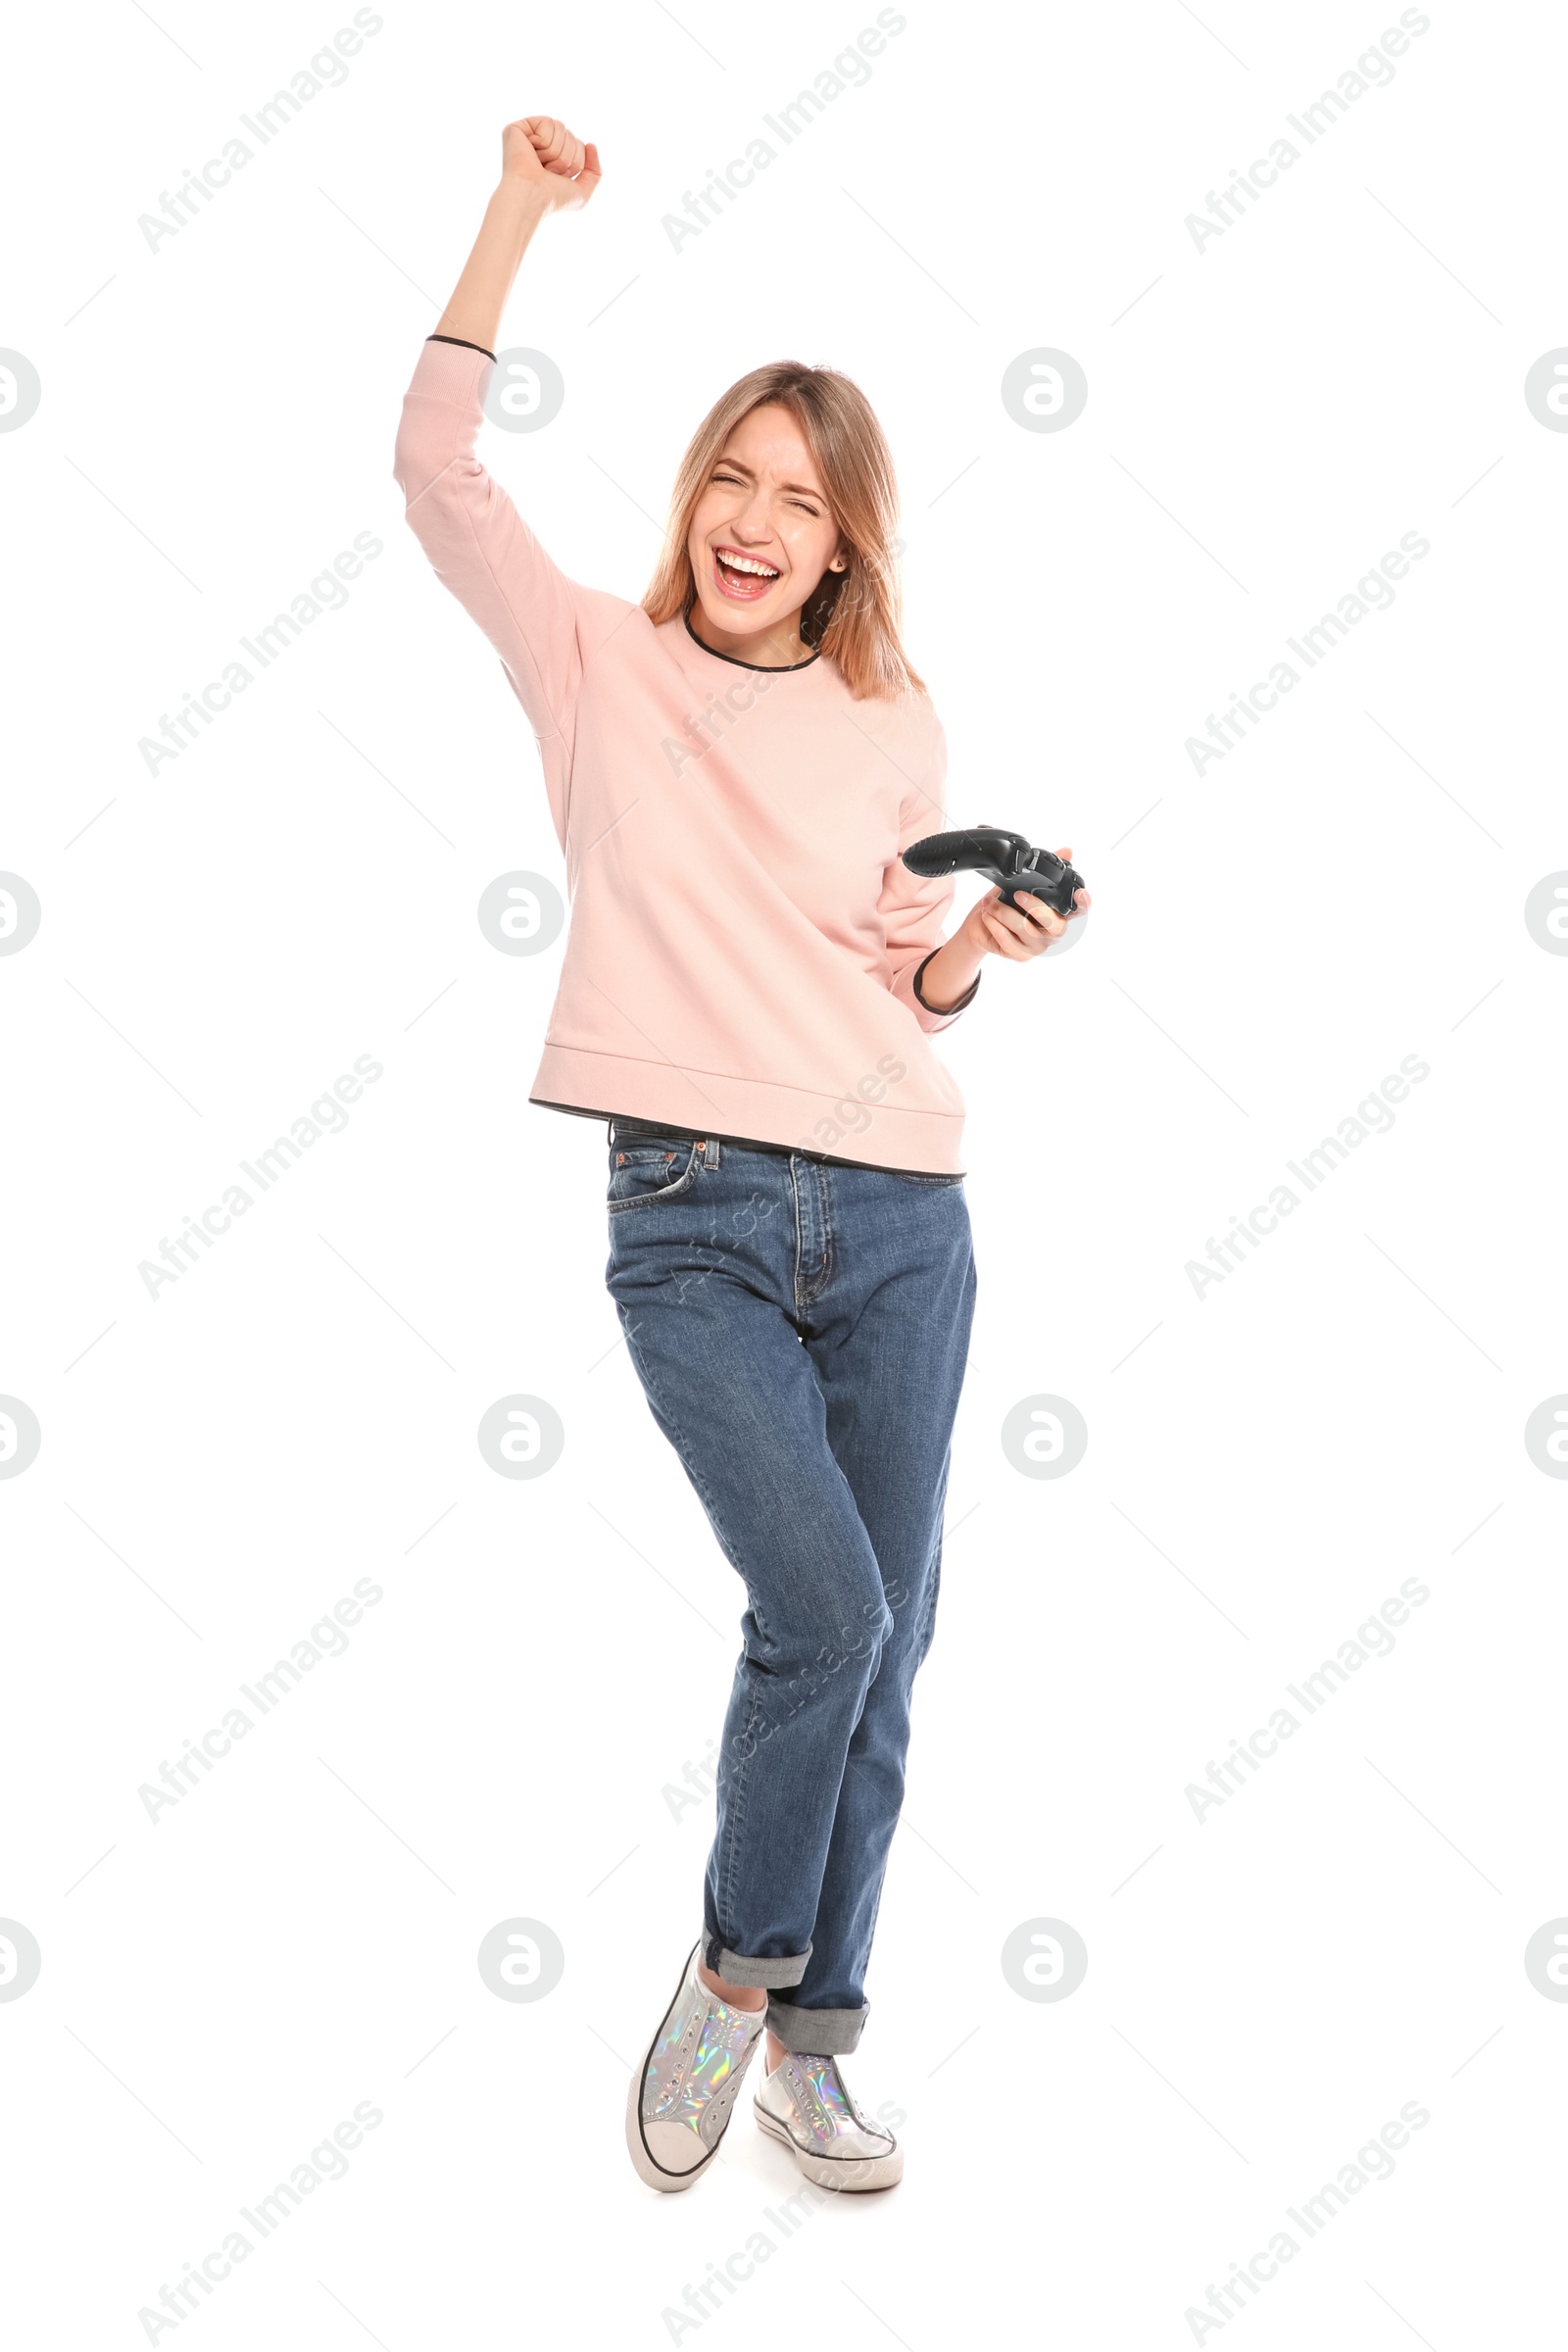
[391,119,607,834]
[434,116,601,353]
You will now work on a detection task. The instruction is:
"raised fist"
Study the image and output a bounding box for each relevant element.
[501,117,602,209]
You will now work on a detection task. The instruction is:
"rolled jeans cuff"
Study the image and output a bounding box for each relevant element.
[765,1996,869,2056]
[705,1936,810,1989]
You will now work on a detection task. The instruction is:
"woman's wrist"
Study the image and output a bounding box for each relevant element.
[916,923,985,1013]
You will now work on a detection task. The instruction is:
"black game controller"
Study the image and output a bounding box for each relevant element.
[902,827,1086,917]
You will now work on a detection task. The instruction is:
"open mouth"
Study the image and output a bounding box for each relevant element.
[711,545,780,602]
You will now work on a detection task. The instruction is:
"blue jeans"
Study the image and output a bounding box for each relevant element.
[604,1123,977,2054]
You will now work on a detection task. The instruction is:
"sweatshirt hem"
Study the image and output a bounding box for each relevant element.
[529,1045,965,1176]
[532,1099,965,1180]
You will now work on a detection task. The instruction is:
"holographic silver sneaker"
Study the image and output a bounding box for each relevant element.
[626,1942,767,2193]
[753,2050,904,2191]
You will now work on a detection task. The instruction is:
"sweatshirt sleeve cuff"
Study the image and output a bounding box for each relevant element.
[903,950,980,1029]
[426,332,497,363]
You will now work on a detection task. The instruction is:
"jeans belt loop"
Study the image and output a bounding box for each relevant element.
[699,1133,720,1168]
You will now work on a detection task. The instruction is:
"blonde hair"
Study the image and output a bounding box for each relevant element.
[641,361,924,702]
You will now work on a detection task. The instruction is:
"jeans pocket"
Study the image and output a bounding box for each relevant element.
[607,1138,703,1214]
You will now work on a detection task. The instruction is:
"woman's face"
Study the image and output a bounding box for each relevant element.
[685,403,847,650]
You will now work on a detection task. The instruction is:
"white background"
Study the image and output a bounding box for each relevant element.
[3,1,1565,2343]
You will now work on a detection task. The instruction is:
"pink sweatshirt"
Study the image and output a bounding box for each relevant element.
[393,337,978,1174]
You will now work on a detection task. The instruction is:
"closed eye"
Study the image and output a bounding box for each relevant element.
[710,468,821,516]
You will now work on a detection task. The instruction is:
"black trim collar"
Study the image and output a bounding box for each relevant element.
[681,608,820,674]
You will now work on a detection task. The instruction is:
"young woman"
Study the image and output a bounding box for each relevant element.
[394,116,1088,2195]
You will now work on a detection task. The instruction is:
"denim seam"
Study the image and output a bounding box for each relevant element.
[717,1679,760,1953]
[810,1166,836,1307]
[792,1162,835,1314]
[916,1450,954,1661]
[616,1304,761,1956]
[789,1160,808,1320]
[917,1548,942,1661]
